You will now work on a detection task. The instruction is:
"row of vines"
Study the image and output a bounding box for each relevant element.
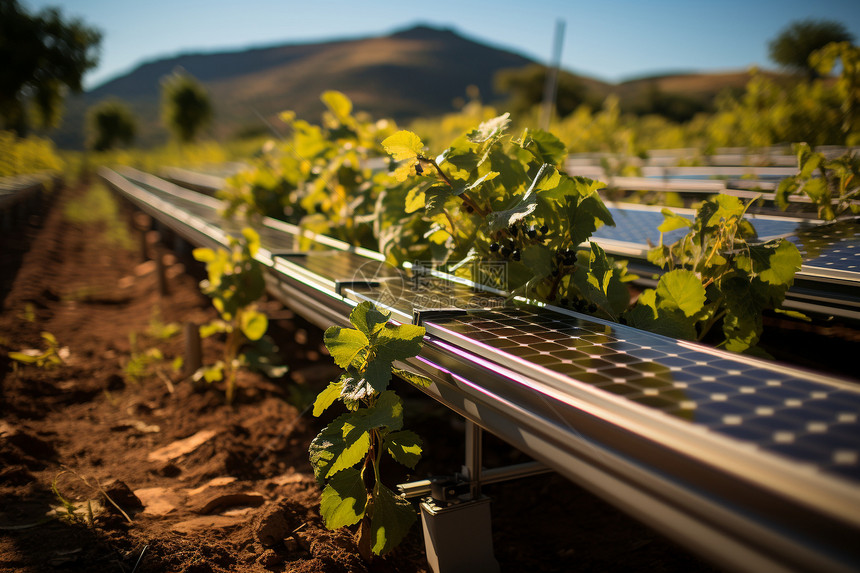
[210,83,859,558]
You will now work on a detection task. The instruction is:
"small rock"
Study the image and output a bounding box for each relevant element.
[105,374,125,391]
[157,462,181,477]
[147,429,217,463]
[255,501,295,548]
[259,550,285,569]
[102,479,143,516]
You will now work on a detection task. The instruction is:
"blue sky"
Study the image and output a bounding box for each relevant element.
[23,0,860,90]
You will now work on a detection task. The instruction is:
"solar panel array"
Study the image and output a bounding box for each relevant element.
[421,307,860,482]
[103,167,860,571]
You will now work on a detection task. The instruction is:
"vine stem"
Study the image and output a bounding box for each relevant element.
[419,157,488,217]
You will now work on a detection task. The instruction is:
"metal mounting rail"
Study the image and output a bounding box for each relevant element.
[0,172,57,231]
[101,166,860,573]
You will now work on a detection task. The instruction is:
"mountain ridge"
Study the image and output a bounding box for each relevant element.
[55,24,760,149]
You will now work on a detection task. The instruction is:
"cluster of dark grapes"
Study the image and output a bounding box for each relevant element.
[489,222,549,261]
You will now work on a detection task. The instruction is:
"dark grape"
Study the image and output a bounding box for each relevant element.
[509,225,518,237]
[489,242,500,252]
[500,246,512,257]
[527,226,537,238]
[512,250,521,261]
[587,303,597,313]
[539,225,549,235]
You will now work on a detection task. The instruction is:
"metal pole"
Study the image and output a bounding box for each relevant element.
[465,420,483,499]
[540,19,567,131]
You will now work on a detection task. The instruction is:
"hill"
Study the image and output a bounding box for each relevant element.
[54,25,772,150]
[55,25,539,149]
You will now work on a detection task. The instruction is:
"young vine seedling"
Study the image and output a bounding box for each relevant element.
[192,228,285,403]
[309,301,431,560]
[627,195,805,353]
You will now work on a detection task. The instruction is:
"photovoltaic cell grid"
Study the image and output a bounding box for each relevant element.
[424,307,860,483]
[592,205,810,246]
[276,251,403,284]
[129,178,304,254]
[593,206,860,278]
[347,276,510,319]
[788,218,860,273]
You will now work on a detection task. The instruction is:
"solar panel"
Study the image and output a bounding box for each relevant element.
[789,218,860,275]
[591,203,815,247]
[422,306,860,483]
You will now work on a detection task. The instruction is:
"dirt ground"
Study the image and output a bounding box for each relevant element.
[0,183,723,572]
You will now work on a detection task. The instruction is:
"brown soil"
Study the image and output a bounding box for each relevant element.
[0,183,719,572]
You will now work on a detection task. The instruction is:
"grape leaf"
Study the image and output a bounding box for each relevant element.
[517,129,567,165]
[487,163,551,232]
[658,208,692,233]
[392,367,432,389]
[384,430,422,468]
[454,171,498,197]
[349,301,391,337]
[321,90,353,124]
[313,377,347,417]
[324,327,369,369]
[370,483,417,556]
[758,241,803,286]
[382,131,424,162]
[467,112,511,143]
[240,309,267,341]
[320,468,366,529]
[655,269,706,317]
[309,412,372,482]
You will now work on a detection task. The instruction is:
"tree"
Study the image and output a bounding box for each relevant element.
[161,70,213,143]
[0,0,101,135]
[495,64,591,119]
[768,19,855,80]
[87,99,137,151]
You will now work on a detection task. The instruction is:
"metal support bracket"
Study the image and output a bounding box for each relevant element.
[398,419,551,572]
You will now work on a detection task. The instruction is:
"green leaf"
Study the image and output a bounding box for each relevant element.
[466,113,511,143]
[361,390,404,432]
[321,90,353,123]
[521,244,553,278]
[199,320,228,338]
[349,301,391,337]
[517,129,567,165]
[370,483,416,556]
[342,375,379,401]
[241,227,261,257]
[658,208,692,233]
[320,468,367,529]
[656,269,706,317]
[324,327,369,369]
[384,430,422,469]
[382,131,424,162]
[454,171,498,197]
[240,309,268,341]
[698,195,745,228]
[375,324,426,361]
[758,240,802,286]
[404,185,426,214]
[313,378,347,417]
[192,247,216,263]
[392,367,432,389]
[8,351,39,364]
[437,136,480,174]
[774,308,811,321]
[309,412,372,482]
[487,163,551,232]
[424,184,453,217]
